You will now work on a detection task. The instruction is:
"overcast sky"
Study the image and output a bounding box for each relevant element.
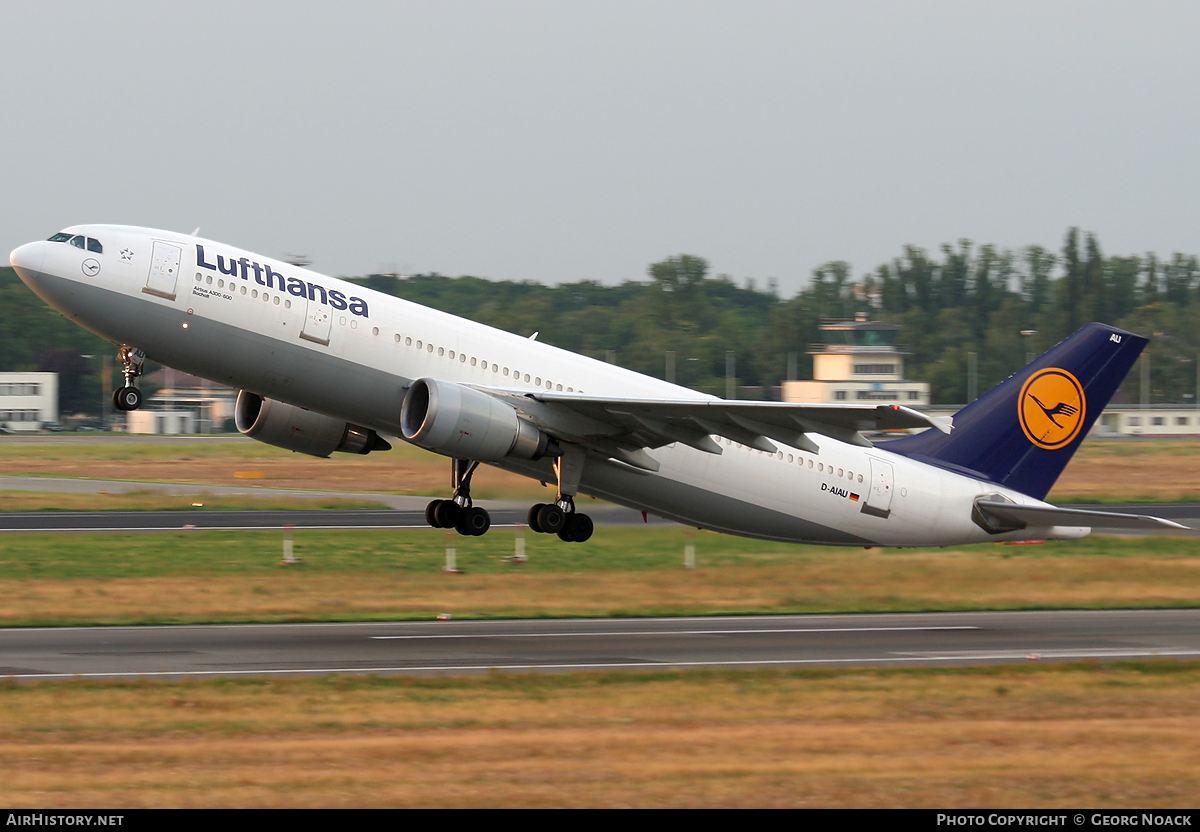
[4,1,1199,294]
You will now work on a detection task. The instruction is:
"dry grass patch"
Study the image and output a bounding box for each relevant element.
[0,664,1198,807]
[1,544,1198,626]
[1050,438,1200,502]
[0,437,544,499]
[0,490,387,512]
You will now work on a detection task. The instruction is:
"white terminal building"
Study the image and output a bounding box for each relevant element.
[782,319,930,406]
[0,372,58,431]
[125,369,234,434]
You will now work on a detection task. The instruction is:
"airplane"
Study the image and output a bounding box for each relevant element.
[8,225,1188,546]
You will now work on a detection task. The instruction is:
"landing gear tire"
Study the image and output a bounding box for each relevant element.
[112,386,142,412]
[455,506,491,537]
[433,499,462,529]
[557,513,594,543]
[527,503,546,533]
[535,503,566,535]
[426,499,446,528]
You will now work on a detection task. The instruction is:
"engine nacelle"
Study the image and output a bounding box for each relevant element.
[400,377,550,461]
[235,391,391,458]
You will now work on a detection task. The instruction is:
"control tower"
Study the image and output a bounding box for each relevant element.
[782,318,929,406]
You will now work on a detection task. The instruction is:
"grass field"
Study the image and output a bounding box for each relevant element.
[1,435,1199,503]
[2,662,1198,807]
[0,528,1197,626]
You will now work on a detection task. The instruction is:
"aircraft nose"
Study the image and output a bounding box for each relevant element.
[9,241,45,276]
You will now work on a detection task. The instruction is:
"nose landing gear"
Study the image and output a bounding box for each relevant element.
[111,346,146,412]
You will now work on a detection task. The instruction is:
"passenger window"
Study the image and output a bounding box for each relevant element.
[86,238,103,253]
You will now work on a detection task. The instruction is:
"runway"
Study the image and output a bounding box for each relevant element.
[0,505,672,532]
[3,609,1199,681]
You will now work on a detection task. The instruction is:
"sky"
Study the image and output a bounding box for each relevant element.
[4,1,1199,295]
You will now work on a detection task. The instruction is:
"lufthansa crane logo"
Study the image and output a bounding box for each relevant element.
[1018,367,1086,450]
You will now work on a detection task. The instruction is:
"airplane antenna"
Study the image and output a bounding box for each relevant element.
[529,331,539,341]
[190,228,201,236]
[283,254,312,267]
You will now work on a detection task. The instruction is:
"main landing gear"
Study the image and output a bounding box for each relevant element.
[426,459,492,536]
[527,444,593,543]
[527,497,594,543]
[423,445,594,543]
[111,346,146,412]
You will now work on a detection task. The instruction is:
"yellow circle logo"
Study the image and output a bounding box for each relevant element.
[1018,368,1087,450]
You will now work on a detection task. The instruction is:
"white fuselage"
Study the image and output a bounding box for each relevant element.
[10,225,1086,546]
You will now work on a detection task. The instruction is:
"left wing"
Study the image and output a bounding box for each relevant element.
[486,389,952,471]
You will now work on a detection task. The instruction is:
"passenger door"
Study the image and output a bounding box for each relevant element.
[143,241,182,300]
[861,457,894,519]
[300,298,332,346]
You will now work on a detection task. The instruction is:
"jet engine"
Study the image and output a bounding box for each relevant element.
[400,377,551,461]
[235,391,391,458]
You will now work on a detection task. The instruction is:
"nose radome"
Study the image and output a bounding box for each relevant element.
[9,241,45,274]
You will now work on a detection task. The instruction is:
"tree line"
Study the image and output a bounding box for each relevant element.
[3,227,1198,416]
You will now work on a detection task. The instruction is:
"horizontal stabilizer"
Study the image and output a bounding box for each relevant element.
[975,499,1191,532]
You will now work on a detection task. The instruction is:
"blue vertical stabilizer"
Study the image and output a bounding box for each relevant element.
[880,323,1147,500]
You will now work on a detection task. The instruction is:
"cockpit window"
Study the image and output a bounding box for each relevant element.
[46,232,103,253]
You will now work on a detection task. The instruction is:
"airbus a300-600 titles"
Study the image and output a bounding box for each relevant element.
[10,226,1186,545]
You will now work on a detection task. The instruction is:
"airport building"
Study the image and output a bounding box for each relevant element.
[0,372,58,431]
